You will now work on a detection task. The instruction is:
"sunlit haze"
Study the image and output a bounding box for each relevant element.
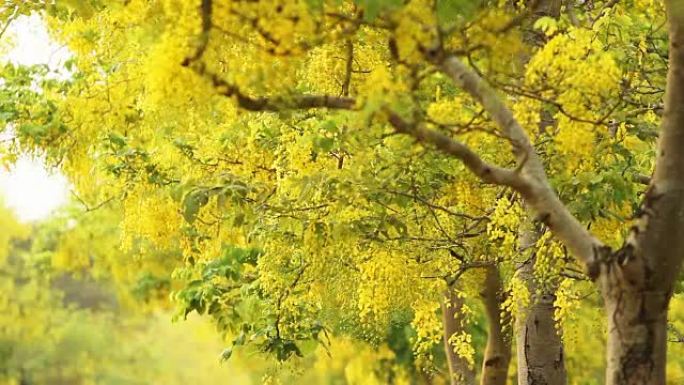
[0,157,69,222]
[0,15,71,222]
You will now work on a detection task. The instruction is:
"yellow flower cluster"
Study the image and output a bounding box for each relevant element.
[486,196,523,258]
[410,299,443,363]
[502,275,530,324]
[121,185,182,253]
[448,331,475,369]
[357,250,415,326]
[553,278,580,331]
[533,231,565,284]
[392,0,437,64]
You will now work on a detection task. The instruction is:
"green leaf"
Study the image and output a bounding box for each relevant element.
[304,0,324,12]
[533,16,558,36]
[107,132,127,148]
[314,137,335,152]
[182,189,210,223]
[436,0,481,27]
[320,119,338,133]
[233,331,246,346]
[0,111,15,122]
[354,0,402,21]
[220,348,233,362]
[233,212,245,226]
[18,123,47,139]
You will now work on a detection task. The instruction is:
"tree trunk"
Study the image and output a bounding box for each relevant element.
[479,266,512,385]
[602,283,669,385]
[598,2,684,384]
[533,0,561,17]
[442,285,476,385]
[516,228,567,385]
[515,3,566,379]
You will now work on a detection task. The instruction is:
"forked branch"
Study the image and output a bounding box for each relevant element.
[437,54,607,275]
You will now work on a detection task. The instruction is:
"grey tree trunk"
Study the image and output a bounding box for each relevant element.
[514,3,567,383]
[442,284,476,385]
[602,281,669,385]
[479,266,512,385]
[516,228,567,385]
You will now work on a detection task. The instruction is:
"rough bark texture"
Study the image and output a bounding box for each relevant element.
[602,283,669,385]
[479,266,512,385]
[442,285,476,385]
[516,229,567,385]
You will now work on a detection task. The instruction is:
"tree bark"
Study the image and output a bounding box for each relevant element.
[602,283,669,385]
[516,228,567,385]
[533,0,561,17]
[479,266,512,385]
[442,285,476,385]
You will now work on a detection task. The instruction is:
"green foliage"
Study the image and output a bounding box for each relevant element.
[435,0,482,27]
[354,0,402,21]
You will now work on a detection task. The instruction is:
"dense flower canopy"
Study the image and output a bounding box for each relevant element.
[3,1,684,385]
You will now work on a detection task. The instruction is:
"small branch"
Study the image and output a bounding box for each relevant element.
[341,40,353,97]
[0,6,20,41]
[633,173,651,185]
[668,324,684,343]
[187,64,356,111]
[72,191,116,213]
[384,189,478,220]
[274,264,308,339]
[589,0,620,28]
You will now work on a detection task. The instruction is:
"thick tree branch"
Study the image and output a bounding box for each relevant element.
[206,71,356,111]
[436,55,606,274]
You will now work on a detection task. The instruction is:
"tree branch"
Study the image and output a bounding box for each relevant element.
[634,173,651,185]
[182,0,356,112]
[387,112,525,189]
[384,189,480,220]
[434,55,607,275]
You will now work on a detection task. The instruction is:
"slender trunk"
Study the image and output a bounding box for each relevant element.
[516,228,567,385]
[441,285,475,385]
[515,3,566,378]
[598,2,684,384]
[479,266,512,385]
